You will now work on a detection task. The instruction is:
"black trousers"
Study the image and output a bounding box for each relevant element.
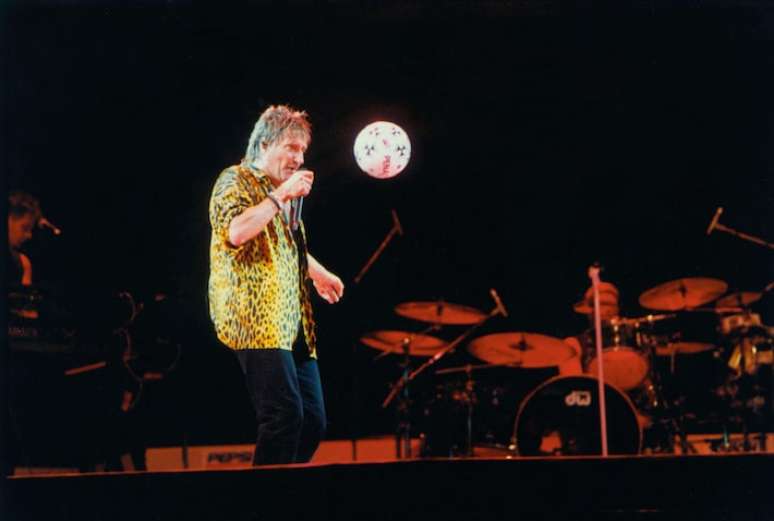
[234,340,326,465]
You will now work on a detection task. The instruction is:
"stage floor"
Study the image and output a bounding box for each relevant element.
[5,451,774,521]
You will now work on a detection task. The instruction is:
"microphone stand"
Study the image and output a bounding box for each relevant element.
[348,210,404,461]
[354,210,403,284]
[588,265,609,457]
[381,297,507,458]
[707,207,774,250]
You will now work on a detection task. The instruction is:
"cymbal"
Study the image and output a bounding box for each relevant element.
[468,332,575,368]
[360,330,446,357]
[394,301,486,325]
[655,342,715,356]
[639,278,728,311]
[715,292,762,309]
[435,363,516,375]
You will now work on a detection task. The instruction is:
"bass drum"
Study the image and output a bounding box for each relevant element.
[513,376,642,456]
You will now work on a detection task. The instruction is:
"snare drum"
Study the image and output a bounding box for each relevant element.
[582,320,652,391]
[512,375,642,456]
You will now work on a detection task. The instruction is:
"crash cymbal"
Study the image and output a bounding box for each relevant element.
[468,332,575,368]
[360,330,446,357]
[655,342,715,356]
[715,292,762,309]
[394,301,486,325]
[639,278,728,311]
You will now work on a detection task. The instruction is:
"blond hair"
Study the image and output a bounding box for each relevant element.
[245,104,311,164]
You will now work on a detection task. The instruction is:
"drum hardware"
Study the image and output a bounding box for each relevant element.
[353,209,403,284]
[715,283,773,445]
[705,206,774,250]
[647,309,725,359]
[611,313,676,326]
[725,322,772,377]
[639,348,699,454]
[381,290,508,458]
[360,324,443,458]
[638,277,728,312]
[655,339,715,357]
[720,312,765,337]
[431,363,522,457]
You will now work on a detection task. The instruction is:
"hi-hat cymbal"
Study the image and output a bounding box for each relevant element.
[360,330,446,357]
[468,332,575,368]
[435,363,516,375]
[394,301,486,325]
[655,342,715,356]
[639,278,728,311]
[715,292,762,309]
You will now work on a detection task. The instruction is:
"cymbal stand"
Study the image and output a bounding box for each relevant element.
[384,324,441,459]
[463,365,475,457]
[650,346,697,454]
[382,292,507,458]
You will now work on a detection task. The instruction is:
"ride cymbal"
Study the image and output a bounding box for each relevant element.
[639,278,727,311]
[468,332,575,368]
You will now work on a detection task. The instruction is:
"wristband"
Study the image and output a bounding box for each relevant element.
[266,192,283,211]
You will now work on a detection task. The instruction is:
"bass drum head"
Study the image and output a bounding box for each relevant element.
[513,375,641,456]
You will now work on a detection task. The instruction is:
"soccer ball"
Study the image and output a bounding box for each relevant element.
[353,121,411,179]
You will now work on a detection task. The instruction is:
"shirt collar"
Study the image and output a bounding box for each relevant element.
[242,162,272,187]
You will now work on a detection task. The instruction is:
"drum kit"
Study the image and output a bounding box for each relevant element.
[359,278,773,457]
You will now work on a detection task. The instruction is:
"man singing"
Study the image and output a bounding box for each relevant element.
[208,104,344,465]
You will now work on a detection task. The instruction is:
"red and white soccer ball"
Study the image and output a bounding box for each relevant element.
[353,121,411,179]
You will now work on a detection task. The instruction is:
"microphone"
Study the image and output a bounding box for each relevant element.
[706,207,723,236]
[38,217,62,236]
[291,197,303,231]
[391,209,403,236]
[290,166,311,231]
[490,288,508,317]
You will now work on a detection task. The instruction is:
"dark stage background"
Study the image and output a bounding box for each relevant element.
[3,1,773,464]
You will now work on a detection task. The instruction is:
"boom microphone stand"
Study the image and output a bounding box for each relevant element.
[348,210,404,460]
[588,265,609,457]
[706,207,774,250]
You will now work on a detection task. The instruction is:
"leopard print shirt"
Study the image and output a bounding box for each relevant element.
[208,164,316,356]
